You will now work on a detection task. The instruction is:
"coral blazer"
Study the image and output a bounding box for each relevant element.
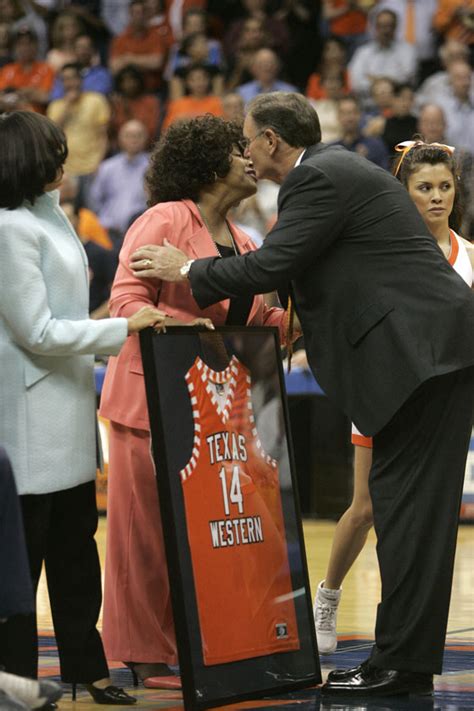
[100,199,286,430]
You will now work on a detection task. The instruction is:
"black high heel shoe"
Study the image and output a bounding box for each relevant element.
[124,662,181,690]
[71,683,137,705]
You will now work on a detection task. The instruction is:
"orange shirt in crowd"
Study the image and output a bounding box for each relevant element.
[78,208,112,250]
[162,94,223,132]
[433,0,474,46]
[306,70,350,100]
[324,0,368,36]
[0,61,54,112]
[109,26,168,91]
[110,94,161,146]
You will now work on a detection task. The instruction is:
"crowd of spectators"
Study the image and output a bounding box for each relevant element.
[0,0,472,293]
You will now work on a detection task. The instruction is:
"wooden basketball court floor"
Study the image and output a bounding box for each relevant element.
[37,519,474,711]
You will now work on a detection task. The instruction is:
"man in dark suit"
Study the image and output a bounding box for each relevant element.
[130,93,474,697]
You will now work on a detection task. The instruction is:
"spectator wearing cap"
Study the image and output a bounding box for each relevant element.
[348,9,417,97]
[50,33,112,100]
[236,48,298,105]
[0,28,54,112]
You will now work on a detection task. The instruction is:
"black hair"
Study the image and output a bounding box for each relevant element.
[114,64,146,94]
[146,114,244,205]
[61,62,82,75]
[247,92,321,148]
[393,140,463,231]
[0,111,68,209]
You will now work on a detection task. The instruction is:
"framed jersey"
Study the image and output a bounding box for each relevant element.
[140,326,321,710]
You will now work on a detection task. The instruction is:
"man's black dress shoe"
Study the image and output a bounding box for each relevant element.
[327,658,371,682]
[322,664,433,697]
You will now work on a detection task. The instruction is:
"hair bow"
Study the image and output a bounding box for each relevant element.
[393,140,455,176]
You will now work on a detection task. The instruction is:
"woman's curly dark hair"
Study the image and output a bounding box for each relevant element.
[146,114,244,205]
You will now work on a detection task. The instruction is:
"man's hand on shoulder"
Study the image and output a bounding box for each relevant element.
[130,240,190,282]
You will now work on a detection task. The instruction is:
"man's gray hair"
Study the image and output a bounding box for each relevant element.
[247,92,321,148]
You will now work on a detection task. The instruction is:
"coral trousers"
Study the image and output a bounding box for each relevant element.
[102,422,177,664]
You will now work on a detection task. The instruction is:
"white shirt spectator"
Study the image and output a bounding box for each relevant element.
[349,39,417,96]
[367,0,437,62]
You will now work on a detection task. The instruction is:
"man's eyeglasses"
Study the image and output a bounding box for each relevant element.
[238,129,268,154]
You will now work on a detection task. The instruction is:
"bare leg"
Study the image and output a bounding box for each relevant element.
[325,445,374,590]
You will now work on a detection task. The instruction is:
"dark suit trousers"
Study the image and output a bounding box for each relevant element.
[0,481,109,683]
[0,448,34,619]
[369,366,474,674]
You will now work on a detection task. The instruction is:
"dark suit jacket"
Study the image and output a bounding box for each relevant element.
[189,144,474,435]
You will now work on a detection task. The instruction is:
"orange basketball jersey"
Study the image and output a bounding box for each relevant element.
[180,355,300,665]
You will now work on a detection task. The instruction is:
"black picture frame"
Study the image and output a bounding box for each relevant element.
[140,326,321,710]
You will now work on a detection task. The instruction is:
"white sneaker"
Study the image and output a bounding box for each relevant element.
[0,673,62,710]
[313,579,341,654]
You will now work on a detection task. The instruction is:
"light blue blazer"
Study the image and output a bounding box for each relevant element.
[0,190,128,495]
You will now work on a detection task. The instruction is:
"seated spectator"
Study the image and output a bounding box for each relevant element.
[0,22,12,68]
[161,63,223,131]
[164,7,222,84]
[0,0,47,58]
[349,8,417,97]
[46,10,85,72]
[362,76,396,136]
[331,94,390,169]
[47,63,110,185]
[236,47,298,105]
[322,0,371,57]
[165,0,207,41]
[415,38,473,109]
[381,83,417,153]
[0,27,54,113]
[224,0,290,61]
[225,16,268,91]
[59,173,113,250]
[309,70,344,142]
[168,30,224,100]
[90,120,150,246]
[144,0,173,46]
[109,0,167,92]
[306,35,350,101]
[109,64,160,150]
[61,201,118,318]
[49,33,112,101]
[367,0,438,81]
[221,91,245,123]
[417,102,448,144]
[441,60,474,155]
[433,0,474,60]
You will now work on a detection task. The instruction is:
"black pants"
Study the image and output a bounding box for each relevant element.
[0,481,108,683]
[0,448,34,619]
[369,366,474,674]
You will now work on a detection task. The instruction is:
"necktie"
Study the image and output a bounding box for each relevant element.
[405,0,416,44]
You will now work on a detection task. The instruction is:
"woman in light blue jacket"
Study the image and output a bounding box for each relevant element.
[0,111,164,705]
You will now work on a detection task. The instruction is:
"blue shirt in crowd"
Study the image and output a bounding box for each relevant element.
[330,135,390,171]
[50,65,113,100]
[89,152,150,235]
